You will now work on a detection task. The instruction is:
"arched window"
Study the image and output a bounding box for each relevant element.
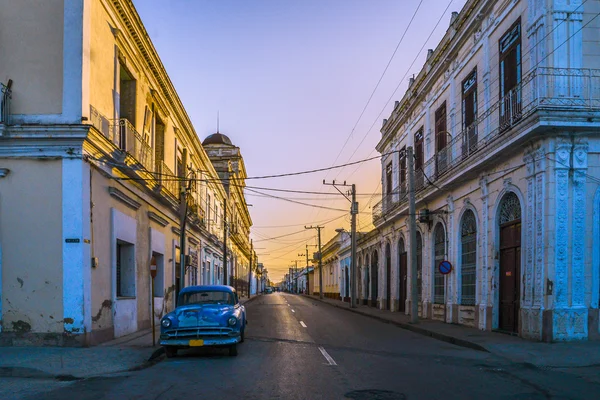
[461,210,477,306]
[416,232,422,301]
[433,223,446,304]
[499,191,521,224]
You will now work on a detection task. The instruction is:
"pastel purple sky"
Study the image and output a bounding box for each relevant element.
[133,0,467,281]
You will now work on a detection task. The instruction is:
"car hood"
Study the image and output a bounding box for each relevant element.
[168,304,235,328]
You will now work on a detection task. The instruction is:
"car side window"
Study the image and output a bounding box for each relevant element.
[234,293,239,305]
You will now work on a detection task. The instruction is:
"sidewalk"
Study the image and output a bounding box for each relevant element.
[306,295,600,368]
[0,294,261,380]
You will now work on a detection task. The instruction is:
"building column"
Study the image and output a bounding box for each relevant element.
[445,195,457,323]
[479,176,491,330]
[62,158,91,344]
[552,138,589,340]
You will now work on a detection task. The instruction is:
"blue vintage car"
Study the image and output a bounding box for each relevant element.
[160,285,246,357]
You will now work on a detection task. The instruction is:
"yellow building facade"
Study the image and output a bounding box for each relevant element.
[0,0,252,346]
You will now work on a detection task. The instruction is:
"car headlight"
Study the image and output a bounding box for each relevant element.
[161,318,172,328]
[228,317,237,326]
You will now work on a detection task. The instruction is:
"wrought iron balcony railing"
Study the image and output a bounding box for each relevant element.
[373,67,600,224]
[372,186,406,224]
[156,160,179,197]
[1,83,12,125]
[89,105,118,145]
[118,118,153,171]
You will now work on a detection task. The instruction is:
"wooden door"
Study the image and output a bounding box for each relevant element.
[399,252,407,312]
[499,221,521,333]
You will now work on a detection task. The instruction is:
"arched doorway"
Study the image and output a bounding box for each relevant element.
[433,223,446,305]
[385,243,392,310]
[371,250,379,307]
[398,238,407,312]
[364,254,370,305]
[498,192,522,333]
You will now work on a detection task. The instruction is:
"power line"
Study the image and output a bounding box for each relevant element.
[253,229,309,243]
[338,0,455,181]
[252,213,347,229]
[245,188,349,212]
[329,0,425,169]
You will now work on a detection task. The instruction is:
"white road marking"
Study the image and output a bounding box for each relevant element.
[318,346,337,366]
[300,321,307,328]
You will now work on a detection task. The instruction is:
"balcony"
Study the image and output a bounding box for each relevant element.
[156,160,179,198]
[1,83,12,125]
[372,185,407,225]
[374,67,600,225]
[118,118,153,171]
[90,105,118,145]
[88,107,154,172]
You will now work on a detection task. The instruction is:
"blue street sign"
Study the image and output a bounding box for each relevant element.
[438,260,452,275]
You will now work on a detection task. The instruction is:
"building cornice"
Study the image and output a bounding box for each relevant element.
[148,211,169,227]
[109,187,142,210]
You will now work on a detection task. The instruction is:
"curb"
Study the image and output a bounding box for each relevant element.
[305,295,489,353]
[148,346,165,361]
[241,294,260,306]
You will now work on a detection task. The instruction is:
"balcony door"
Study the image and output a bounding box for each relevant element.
[499,19,522,130]
[462,68,478,158]
[435,102,448,177]
[414,128,424,189]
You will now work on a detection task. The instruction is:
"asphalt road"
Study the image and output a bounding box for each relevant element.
[9,293,600,399]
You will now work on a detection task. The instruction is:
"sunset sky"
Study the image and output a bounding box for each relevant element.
[133,0,468,281]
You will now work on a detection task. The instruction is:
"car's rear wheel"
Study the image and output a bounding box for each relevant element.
[228,344,238,357]
[164,346,178,358]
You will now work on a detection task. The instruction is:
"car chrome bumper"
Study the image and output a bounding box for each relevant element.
[159,336,240,347]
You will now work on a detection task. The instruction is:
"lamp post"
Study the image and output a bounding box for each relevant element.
[150,255,157,347]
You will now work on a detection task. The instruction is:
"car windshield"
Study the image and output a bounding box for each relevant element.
[179,291,235,306]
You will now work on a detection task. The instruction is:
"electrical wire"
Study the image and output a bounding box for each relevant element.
[253,229,309,243]
[329,0,425,170]
[252,213,348,229]
[342,0,592,185]
[245,188,349,212]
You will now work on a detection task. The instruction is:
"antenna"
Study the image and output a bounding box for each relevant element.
[217,111,220,133]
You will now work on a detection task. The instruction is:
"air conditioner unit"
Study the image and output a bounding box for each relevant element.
[419,209,431,223]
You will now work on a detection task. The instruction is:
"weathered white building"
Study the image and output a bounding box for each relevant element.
[0,0,252,346]
[370,0,600,341]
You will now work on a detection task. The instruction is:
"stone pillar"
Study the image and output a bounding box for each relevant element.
[571,141,588,338]
[532,148,546,339]
[446,195,457,323]
[479,176,490,330]
[553,140,570,340]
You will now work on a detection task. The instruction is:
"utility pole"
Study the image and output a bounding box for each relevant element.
[350,184,358,308]
[248,239,253,298]
[305,245,309,294]
[178,149,189,304]
[223,197,228,286]
[407,146,419,323]
[305,225,324,299]
[323,180,358,308]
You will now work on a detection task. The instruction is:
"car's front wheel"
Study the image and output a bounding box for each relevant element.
[241,327,245,343]
[164,346,178,358]
[228,344,238,357]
